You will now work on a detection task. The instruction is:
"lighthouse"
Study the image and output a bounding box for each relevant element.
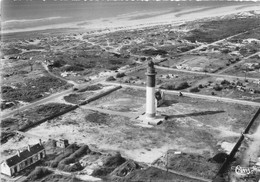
[146,61,157,118]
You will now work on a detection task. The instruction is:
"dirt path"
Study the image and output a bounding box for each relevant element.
[82,106,139,119]
[155,65,259,82]
[40,62,78,86]
[217,51,260,74]
[101,81,260,107]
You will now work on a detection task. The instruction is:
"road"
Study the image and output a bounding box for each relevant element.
[217,51,260,74]
[1,88,73,120]
[101,81,260,107]
[155,65,259,82]
[41,62,78,86]
[183,28,260,55]
[1,61,147,120]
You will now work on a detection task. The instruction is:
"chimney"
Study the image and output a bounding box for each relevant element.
[17,150,20,157]
[39,139,42,146]
[28,145,31,152]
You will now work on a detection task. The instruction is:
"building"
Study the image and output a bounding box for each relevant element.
[56,139,69,148]
[1,141,45,177]
[155,89,165,107]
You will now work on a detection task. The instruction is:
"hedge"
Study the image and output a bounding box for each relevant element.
[25,167,52,181]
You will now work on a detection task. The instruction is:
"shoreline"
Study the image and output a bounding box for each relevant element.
[1,4,260,36]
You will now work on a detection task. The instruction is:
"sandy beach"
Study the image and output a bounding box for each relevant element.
[2,3,260,35]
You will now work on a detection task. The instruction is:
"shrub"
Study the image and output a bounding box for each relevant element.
[47,144,79,168]
[92,152,126,177]
[160,84,175,90]
[220,80,230,85]
[92,168,112,177]
[107,65,119,70]
[106,76,116,81]
[25,167,52,181]
[175,82,189,90]
[221,48,230,54]
[143,49,167,56]
[116,72,126,78]
[213,84,223,91]
[78,84,103,92]
[140,57,146,61]
[52,60,65,67]
[211,153,228,163]
[104,152,126,167]
[63,66,84,72]
[2,86,14,94]
[109,59,123,65]
[189,87,200,92]
[57,145,90,172]
[1,118,18,128]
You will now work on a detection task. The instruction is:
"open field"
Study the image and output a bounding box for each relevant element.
[16,87,257,180]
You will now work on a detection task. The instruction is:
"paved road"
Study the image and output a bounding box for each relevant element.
[101,81,260,107]
[155,65,259,82]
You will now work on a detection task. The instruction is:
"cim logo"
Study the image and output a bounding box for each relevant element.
[235,165,260,176]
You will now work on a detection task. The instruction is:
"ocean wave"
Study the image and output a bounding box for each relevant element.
[3,16,67,24]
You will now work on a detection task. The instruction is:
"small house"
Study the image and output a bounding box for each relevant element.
[56,139,69,148]
[1,141,45,177]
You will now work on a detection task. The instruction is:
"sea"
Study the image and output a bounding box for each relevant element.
[1,0,259,33]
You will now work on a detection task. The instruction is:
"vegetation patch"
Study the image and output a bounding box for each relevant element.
[184,17,260,43]
[46,143,80,168]
[120,166,202,182]
[40,174,85,182]
[62,65,85,72]
[2,76,68,102]
[78,84,103,92]
[57,145,91,172]
[1,118,18,128]
[142,49,167,56]
[34,103,72,116]
[2,48,22,55]
[160,81,190,90]
[92,152,126,177]
[24,167,53,182]
[85,112,109,125]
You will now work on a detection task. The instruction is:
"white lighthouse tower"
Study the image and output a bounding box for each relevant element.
[136,60,165,125]
[146,61,157,118]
